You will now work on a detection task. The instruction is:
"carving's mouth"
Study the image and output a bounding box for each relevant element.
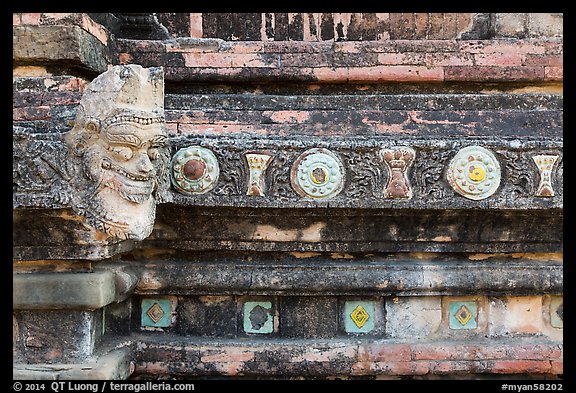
[102,158,152,181]
[100,158,155,203]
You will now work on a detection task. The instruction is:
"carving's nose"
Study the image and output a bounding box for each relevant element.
[136,151,154,174]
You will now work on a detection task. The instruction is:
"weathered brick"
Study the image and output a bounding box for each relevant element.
[347,65,444,82]
[507,344,562,360]
[189,13,203,38]
[525,54,563,66]
[359,343,412,362]
[459,40,546,55]
[200,347,255,363]
[444,66,544,82]
[13,106,51,121]
[490,360,552,374]
[424,52,474,66]
[412,343,455,360]
[263,110,311,124]
[545,66,563,81]
[377,52,426,65]
[550,360,563,375]
[20,13,41,25]
[474,52,525,66]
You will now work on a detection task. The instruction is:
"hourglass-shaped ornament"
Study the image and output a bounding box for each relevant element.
[379,147,415,199]
[245,152,273,196]
[532,154,559,197]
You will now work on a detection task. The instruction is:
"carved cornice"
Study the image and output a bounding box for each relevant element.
[14,133,562,211]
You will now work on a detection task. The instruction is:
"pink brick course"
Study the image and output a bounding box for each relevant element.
[135,339,563,377]
[118,39,562,84]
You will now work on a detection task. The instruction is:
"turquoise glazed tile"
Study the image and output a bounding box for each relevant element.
[449,301,478,330]
[243,301,274,334]
[344,300,375,333]
[550,296,563,328]
[141,298,172,328]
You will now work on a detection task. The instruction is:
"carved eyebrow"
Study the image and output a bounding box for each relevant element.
[105,131,141,147]
[150,135,168,146]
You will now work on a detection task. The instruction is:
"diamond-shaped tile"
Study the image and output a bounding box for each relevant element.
[344,301,375,333]
[243,301,274,334]
[141,298,172,328]
[550,296,563,328]
[449,301,478,330]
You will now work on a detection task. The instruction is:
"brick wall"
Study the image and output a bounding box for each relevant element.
[13,13,563,381]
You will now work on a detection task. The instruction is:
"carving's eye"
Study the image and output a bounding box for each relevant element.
[109,146,133,160]
[148,147,160,160]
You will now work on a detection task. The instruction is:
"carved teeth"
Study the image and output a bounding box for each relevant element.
[102,159,151,181]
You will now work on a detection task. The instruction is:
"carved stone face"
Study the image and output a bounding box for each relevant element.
[84,122,167,204]
[65,65,169,241]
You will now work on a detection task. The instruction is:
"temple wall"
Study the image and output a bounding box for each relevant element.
[13,13,562,381]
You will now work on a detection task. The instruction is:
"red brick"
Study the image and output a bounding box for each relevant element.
[545,66,563,81]
[189,13,203,38]
[311,67,348,82]
[490,360,552,374]
[459,40,546,55]
[444,66,544,82]
[184,53,275,68]
[118,53,133,65]
[412,343,455,360]
[13,106,51,121]
[429,360,487,374]
[20,13,41,25]
[550,360,563,375]
[507,344,562,360]
[360,343,412,362]
[377,52,426,66]
[222,42,264,54]
[381,361,430,375]
[413,13,428,39]
[200,347,255,363]
[424,52,474,66]
[449,344,507,360]
[525,54,563,67]
[263,110,311,124]
[347,65,444,82]
[474,53,525,66]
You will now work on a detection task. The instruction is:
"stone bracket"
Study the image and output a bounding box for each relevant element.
[13,347,134,380]
[13,267,138,310]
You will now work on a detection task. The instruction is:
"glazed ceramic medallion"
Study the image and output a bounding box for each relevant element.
[290,148,345,199]
[171,146,219,195]
[447,146,501,200]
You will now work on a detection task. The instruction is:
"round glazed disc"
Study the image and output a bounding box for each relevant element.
[171,146,220,195]
[447,145,501,200]
[290,148,345,199]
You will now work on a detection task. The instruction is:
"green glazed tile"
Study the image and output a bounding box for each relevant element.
[449,301,478,330]
[550,296,563,328]
[141,298,172,328]
[244,301,274,334]
[344,300,375,333]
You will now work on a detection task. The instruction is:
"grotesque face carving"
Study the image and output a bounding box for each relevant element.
[65,65,169,241]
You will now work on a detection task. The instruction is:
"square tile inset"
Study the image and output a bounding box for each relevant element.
[344,301,375,333]
[141,298,172,328]
[449,301,478,330]
[550,296,563,328]
[243,301,274,334]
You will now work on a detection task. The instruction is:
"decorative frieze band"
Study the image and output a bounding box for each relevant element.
[14,133,563,213]
[11,65,563,244]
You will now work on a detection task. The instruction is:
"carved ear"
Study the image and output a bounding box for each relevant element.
[84,118,101,134]
[68,118,101,156]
